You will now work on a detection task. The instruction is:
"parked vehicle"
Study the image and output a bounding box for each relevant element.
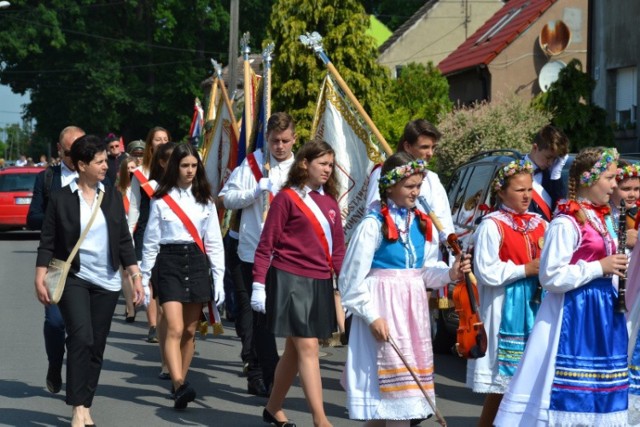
[433,149,636,353]
[0,166,43,231]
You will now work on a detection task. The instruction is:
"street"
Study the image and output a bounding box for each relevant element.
[0,233,483,426]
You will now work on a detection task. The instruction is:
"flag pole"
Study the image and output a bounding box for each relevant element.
[240,32,252,152]
[261,43,275,222]
[299,31,393,156]
[211,59,240,139]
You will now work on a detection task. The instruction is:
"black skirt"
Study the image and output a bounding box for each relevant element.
[156,243,212,305]
[266,267,336,339]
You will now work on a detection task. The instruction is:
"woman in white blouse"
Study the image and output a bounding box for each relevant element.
[141,143,225,409]
[35,135,144,427]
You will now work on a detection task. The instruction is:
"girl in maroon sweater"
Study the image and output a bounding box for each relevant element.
[252,139,346,427]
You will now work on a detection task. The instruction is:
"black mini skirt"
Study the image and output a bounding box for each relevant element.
[156,243,212,305]
[266,267,336,339]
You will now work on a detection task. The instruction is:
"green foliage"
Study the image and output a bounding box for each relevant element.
[266,0,390,142]
[1,123,35,161]
[531,59,614,151]
[0,0,229,146]
[437,96,551,183]
[372,62,452,147]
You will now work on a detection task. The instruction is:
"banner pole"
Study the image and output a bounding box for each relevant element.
[299,31,392,156]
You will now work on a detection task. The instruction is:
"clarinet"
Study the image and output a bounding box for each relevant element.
[615,200,628,313]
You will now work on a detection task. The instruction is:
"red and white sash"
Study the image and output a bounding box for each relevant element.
[531,179,552,220]
[283,187,333,271]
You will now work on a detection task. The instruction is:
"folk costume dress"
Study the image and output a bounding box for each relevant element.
[467,206,547,394]
[339,203,452,421]
[495,200,629,427]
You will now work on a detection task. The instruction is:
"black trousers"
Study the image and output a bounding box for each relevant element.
[57,275,119,407]
[240,261,280,388]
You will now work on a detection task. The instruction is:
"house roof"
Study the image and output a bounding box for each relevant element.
[438,0,556,75]
[378,0,439,54]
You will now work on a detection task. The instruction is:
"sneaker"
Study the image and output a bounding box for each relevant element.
[147,326,159,343]
[46,364,62,394]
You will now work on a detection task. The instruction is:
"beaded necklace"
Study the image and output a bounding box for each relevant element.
[578,199,614,256]
[390,205,416,267]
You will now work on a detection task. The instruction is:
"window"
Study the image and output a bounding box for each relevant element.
[475,4,527,45]
[616,66,637,125]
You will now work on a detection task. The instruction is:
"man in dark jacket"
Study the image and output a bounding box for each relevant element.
[105,133,124,184]
[27,125,84,395]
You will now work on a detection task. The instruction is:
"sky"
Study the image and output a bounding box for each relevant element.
[0,85,28,127]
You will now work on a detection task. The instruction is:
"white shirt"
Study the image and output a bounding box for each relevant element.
[71,180,121,291]
[339,213,451,325]
[365,166,455,238]
[127,165,148,235]
[140,186,225,289]
[219,149,294,263]
[60,160,78,188]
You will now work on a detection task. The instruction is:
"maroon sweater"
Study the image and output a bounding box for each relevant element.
[253,188,346,284]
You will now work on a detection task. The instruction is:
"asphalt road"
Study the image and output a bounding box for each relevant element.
[0,232,483,426]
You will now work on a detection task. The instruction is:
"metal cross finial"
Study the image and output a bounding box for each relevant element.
[299,31,324,53]
[299,31,329,65]
[262,43,275,64]
[210,59,222,78]
[240,32,251,56]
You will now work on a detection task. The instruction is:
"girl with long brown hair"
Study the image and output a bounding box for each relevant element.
[251,138,346,427]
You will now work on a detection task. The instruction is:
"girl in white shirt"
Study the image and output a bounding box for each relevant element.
[141,143,224,409]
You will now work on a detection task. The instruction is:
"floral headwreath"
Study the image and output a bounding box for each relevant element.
[616,163,640,182]
[379,159,428,192]
[580,148,619,187]
[491,159,534,193]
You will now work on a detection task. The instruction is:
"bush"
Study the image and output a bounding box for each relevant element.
[436,95,551,182]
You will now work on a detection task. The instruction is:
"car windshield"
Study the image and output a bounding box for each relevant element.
[0,173,37,192]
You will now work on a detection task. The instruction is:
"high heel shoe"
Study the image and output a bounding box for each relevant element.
[262,408,296,427]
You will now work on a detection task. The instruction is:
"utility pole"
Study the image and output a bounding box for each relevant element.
[228,0,240,99]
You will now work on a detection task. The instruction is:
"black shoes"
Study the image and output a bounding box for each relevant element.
[248,378,269,397]
[147,326,158,343]
[46,364,62,394]
[173,382,196,409]
[262,408,296,427]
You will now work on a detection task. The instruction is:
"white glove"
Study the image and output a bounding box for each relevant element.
[254,178,273,198]
[213,279,225,307]
[250,282,266,313]
[143,284,151,308]
[550,154,569,180]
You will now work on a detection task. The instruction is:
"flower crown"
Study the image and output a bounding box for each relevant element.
[379,159,428,191]
[580,148,619,187]
[491,159,534,193]
[616,163,640,182]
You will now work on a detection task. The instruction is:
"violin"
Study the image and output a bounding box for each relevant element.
[447,234,487,359]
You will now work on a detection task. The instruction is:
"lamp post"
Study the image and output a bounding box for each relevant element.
[0,2,11,9]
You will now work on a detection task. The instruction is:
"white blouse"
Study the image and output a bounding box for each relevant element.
[140,186,225,289]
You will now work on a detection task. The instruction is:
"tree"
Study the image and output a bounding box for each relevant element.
[437,96,551,183]
[531,59,614,151]
[266,0,390,142]
[0,1,229,147]
[372,62,452,147]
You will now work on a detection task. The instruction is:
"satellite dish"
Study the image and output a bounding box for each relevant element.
[539,20,571,56]
[538,60,566,92]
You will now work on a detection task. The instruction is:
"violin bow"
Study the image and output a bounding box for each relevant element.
[387,335,447,427]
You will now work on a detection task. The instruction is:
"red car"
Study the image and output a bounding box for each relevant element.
[0,166,44,230]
